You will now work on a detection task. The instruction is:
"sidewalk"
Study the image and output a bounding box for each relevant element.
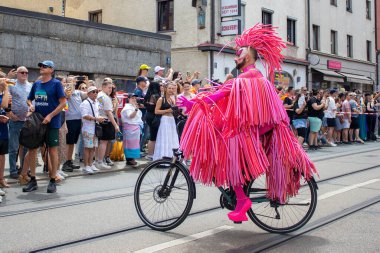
[4,157,151,186]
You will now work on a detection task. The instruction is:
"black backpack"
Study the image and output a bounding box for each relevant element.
[19,112,48,149]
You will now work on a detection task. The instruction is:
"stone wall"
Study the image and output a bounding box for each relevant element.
[0,7,171,80]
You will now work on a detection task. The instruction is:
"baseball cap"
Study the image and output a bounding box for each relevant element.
[87,86,98,93]
[154,66,165,73]
[191,79,201,86]
[38,60,55,69]
[329,88,337,94]
[136,76,147,83]
[128,93,138,98]
[140,64,151,70]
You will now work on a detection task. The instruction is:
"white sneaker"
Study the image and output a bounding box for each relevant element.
[328,142,337,147]
[0,196,2,203]
[0,188,5,196]
[56,173,65,180]
[91,163,99,172]
[99,162,111,170]
[58,170,68,177]
[82,166,94,175]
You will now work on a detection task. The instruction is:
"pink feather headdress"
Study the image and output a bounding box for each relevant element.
[235,23,286,82]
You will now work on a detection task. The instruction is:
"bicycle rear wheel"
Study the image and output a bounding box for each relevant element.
[134,159,194,231]
[246,174,317,234]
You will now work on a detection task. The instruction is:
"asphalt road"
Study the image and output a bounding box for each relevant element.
[0,142,379,253]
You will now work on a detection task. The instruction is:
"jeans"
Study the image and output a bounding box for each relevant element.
[8,121,27,175]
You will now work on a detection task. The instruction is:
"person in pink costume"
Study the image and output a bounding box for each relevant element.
[177,24,317,223]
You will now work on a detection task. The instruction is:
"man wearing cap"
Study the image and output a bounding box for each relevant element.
[80,86,105,174]
[153,66,174,83]
[190,79,201,94]
[24,60,67,193]
[348,92,364,143]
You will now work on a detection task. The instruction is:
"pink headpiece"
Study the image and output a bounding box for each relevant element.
[235,23,286,82]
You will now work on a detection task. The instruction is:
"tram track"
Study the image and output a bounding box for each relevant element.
[1,160,380,218]
[22,162,380,252]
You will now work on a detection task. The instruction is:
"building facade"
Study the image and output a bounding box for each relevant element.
[308,0,376,92]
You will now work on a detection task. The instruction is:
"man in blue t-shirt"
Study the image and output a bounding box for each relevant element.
[25,60,66,194]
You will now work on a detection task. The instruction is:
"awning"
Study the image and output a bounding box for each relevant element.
[312,68,344,82]
[338,72,374,85]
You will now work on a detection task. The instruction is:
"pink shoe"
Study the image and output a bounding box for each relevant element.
[227,198,252,222]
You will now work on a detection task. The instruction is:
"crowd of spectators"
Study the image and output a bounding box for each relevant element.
[0,61,379,200]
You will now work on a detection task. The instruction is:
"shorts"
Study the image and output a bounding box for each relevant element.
[326,118,336,128]
[350,117,360,129]
[46,128,59,147]
[342,119,350,129]
[99,121,116,141]
[292,119,307,129]
[82,131,98,148]
[308,117,322,133]
[322,117,328,127]
[335,117,343,131]
[0,140,9,155]
[66,119,82,144]
[296,128,307,138]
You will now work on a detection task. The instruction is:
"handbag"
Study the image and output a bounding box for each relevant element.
[86,99,103,138]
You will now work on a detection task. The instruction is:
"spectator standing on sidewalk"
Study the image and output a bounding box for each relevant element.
[153,66,173,83]
[307,90,325,150]
[342,92,352,144]
[95,81,120,170]
[6,67,32,179]
[61,77,87,172]
[0,78,10,188]
[365,93,378,141]
[121,94,143,167]
[325,89,338,146]
[134,76,148,153]
[24,61,66,193]
[80,86,104,174]
[137,64,151,95]
[144,82,161,160]
[292,93,308,146]
[349,93,364,144]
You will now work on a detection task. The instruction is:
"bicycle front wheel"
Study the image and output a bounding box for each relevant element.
[134,159,194,231]
[246,174,317,234]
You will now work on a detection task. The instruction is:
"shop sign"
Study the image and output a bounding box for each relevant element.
[327,60,342,70]
[221,20,241,36]
[274,71,293,87]
[221,0,241,17]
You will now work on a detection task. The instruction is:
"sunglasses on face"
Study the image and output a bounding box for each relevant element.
[235,48,244,57]
[81,86,87,90]
[18,71,28,75]
[40,64,51,69]
[90,90,98,94]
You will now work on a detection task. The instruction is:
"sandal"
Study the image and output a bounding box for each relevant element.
[0,178,10,188]
[18,174,31,185]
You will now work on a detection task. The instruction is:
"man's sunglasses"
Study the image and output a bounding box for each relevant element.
[40,64,52,69]
[90,90,99,94]
[18,72,28,75]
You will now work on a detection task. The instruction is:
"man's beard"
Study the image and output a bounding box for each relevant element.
[235,58,246,70]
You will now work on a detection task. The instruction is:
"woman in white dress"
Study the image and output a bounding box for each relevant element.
[153,83,179,160]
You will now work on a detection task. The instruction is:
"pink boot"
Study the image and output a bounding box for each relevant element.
[227,185,252,222]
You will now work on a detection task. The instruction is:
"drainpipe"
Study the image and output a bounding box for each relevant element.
[306,0,311,90]
[210,0,215,79]
[375,0,379,91]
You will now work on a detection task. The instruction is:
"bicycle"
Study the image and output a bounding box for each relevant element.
[134,149,318,233]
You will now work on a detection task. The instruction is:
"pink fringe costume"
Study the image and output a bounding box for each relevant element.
[179,24,317,204]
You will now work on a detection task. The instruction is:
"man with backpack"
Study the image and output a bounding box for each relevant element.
[24,60,66,193]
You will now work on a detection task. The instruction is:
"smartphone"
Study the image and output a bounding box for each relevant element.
[186,71,191,77]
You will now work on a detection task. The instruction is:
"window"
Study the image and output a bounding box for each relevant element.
[347,35,353,58]
[262,10,273,25]
[366,1,371,19]
[346,0,352,12]
[312,25,320,50]
[331,30,337,54]
[367,40,372,61]
[240,4,246,31]
[287,19,296,45]
[157,0,174,31]
[330,0,337,6]
[89,10,102,23]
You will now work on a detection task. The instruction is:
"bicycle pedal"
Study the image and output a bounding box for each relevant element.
[233,221,242,224]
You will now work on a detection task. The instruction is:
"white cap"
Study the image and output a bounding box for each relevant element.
[154,66,165,73]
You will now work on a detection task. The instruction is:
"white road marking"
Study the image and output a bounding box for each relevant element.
[318,178,380,201]
[134,225,233,253]
[300,178,380,204]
